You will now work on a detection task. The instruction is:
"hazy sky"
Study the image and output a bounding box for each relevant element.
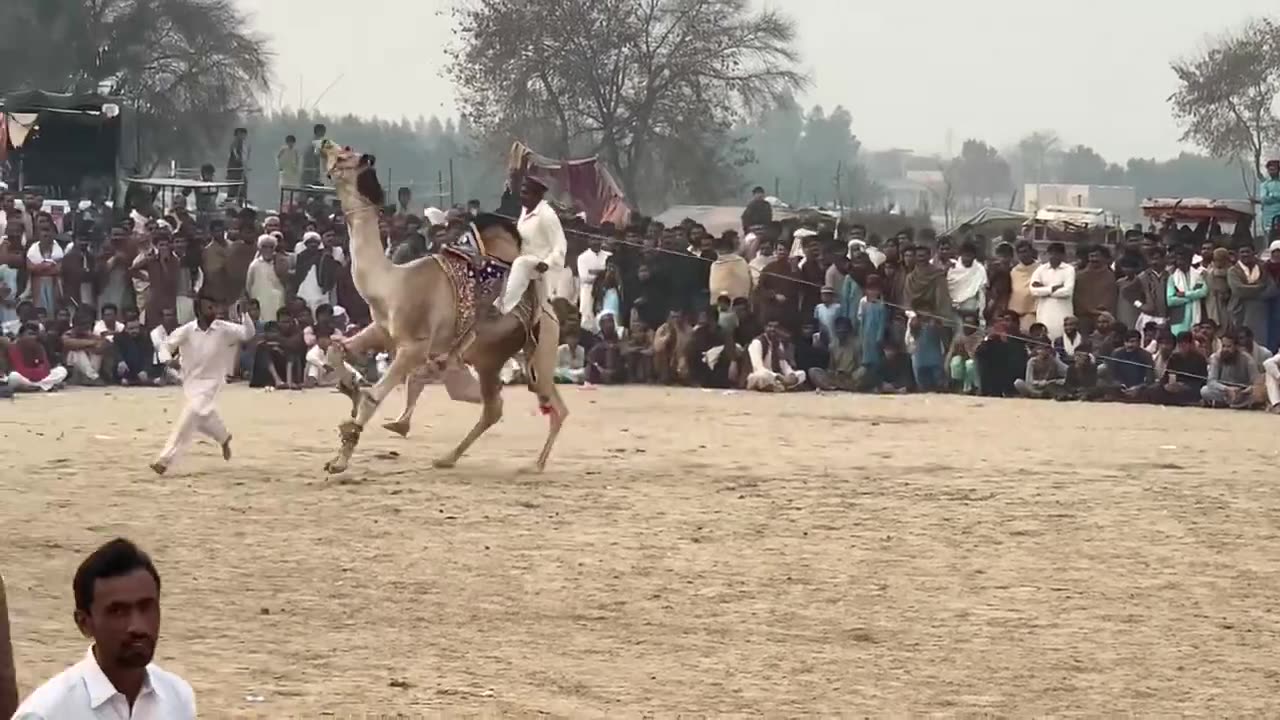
[239,0,1277,161]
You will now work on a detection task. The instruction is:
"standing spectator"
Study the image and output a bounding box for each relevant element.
[1203,247,1233,331]
[1227,244,1269,341]
[302,123,327,186]
[1115,256,1143,332]
[151,294,254,474]
[0,226,19,330]
[813,286,841,347]
[246,235,287,323]
[857,277,889,380]
[1029,242,1075,340]
[4,322,67,391]
[25,221,64,314]
[905,245,952,323]
[11,539,196,719]
[277,134,301,189]
[1167,246,1207,336]
[1072,245,1118,335]
[133,231,181,330]
[96,224,135,313]
[741,185,772,232]
[1261,159,1280,238]
[1135,244,1169,332]
[577,232,612,333]
[226,127,248,200]
[61,233,96,309]
[946,240,987,326]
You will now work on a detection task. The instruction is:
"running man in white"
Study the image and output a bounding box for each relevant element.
[150,294,255,475]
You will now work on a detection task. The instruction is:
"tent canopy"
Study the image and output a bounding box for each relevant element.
[946,207,1031,236]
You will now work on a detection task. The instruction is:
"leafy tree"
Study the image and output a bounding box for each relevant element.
[738,100,873,208]
[951,139,1011,205]
[449,0,807,209]
[0,0,271,173]
[1170,17,1280,191]
[1058,145,1126,185]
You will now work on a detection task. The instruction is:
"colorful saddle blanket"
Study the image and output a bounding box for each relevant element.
[435,248,510,337]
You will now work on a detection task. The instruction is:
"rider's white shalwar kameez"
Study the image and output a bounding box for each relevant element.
[155,315,255,466]
[498,200,567,313]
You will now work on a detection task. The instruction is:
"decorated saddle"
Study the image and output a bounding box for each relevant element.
[435,245,510,338]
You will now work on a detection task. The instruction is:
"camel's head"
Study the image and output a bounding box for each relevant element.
[321,139,384,208]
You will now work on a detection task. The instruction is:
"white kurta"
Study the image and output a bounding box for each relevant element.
[576,248,612,331]
[746,337,805,391]
[500,200,569,312]
[1028,262,1076,340]
[155,315,254,466]
[245,257,286,322]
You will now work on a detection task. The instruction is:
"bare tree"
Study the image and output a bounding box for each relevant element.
[0,0,271,173]
[1170,17,1280,196]
[450,0,807,207]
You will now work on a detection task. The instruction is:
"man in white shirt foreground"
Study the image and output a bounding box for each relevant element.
[150,294,255,475]
[12,538,196,720]
[497,176,567,315]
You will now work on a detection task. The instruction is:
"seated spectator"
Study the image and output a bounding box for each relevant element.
[1014,344,1068,399]
[2,300,39,337]
[907,313,945,392]
[62,307,111,385]
[794,321,829,375]
[149,306,184,385]
[3,322,68,392]
[114,318,158,386]
[652,310,687,385]
[1142,332,1207,406]
[1058,344,1102,401]
[555,332,587,384]
[1107,330,1156,400]
[809,316,863,391]
[1087,311,1124,359]
[946,312,982,393]
[975,314,1026,398]
[730,297,761,348]
[94,303,124,341]
[1238,326,1272,370]
[1202,332,1261,409]
[587,313,626,385]
[687,309,738,389]
[746,320,806,392]
[1054,315,1085,362]
[276,311,307,388]
[1150,330,1176,379]
[304,326,362,388]
[877,339,913,393]
[622,318,654,383]
[249,321,290,389]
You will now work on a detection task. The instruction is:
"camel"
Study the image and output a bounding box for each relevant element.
[318,141,568,474]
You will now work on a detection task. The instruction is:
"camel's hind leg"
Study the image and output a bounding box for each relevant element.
[325,339,429,474]
[526,316,568,473]
[432,365,504,469]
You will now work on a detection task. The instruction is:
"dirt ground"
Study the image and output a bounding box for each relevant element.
[2,384,1279,716]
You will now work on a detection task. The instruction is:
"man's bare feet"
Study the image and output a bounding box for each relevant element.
[149,462,167,475]
[222,436,233,461]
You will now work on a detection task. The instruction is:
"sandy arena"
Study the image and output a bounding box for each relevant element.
[2,385,1279,716]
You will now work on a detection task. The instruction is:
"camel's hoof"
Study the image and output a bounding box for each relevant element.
[382,420,411,438]
[324,459,348,475]
[432,456,457,469]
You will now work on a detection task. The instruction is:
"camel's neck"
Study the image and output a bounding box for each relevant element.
[339,188,392,293]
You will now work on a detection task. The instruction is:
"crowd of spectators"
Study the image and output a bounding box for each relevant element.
[4,136,1280,416]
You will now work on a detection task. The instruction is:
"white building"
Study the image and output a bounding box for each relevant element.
[1024,184,1138,223]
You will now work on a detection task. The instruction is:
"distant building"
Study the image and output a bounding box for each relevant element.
[1024,184,1138,224]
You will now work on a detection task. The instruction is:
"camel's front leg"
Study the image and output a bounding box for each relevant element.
[433,368,504,469]
[325,340,427,474]
[328,323,389,418]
